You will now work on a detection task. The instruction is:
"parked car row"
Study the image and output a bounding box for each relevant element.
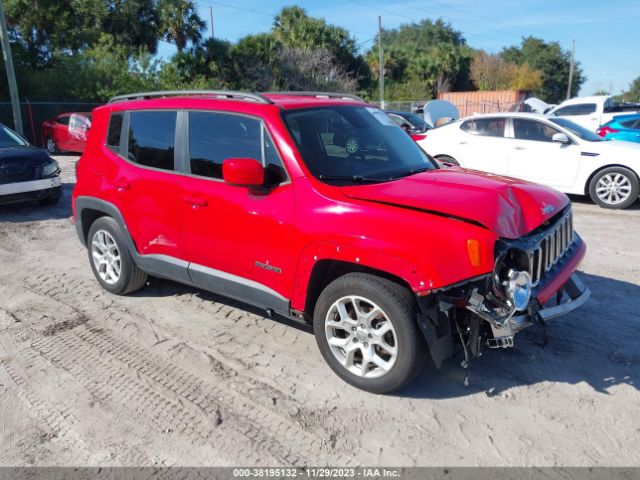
[415,112,640,209]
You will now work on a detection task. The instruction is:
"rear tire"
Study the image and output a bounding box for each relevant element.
[87,216,147,295]
[588,166,639,209]
[46,137,57,154]
[435,155,459,166]
[313,273,427,393]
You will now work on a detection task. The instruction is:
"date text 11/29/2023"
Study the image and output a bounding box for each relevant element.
[232,467,401,478]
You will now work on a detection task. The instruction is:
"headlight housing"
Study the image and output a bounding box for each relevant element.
[42,160,59,177]
[506,270,532,311]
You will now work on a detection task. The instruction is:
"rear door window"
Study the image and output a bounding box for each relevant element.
[127,111,177,171]
[461,118,506,137]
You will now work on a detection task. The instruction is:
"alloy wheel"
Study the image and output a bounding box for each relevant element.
[324,295,398,379]
[596,173,633,206]
[91,230,121,285]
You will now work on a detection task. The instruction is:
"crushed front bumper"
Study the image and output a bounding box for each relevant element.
[487,273,590,347]
[0,176,61,196]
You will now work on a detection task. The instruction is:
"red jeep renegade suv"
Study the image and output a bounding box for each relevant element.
[73,90,590,393]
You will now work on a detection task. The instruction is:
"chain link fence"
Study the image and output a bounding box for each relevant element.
[0,101,102,147]
[382,99,522,116]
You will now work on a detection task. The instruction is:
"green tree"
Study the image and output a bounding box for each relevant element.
[367,19,473,100]
[231,33,279,90]
[501,37,585,103]
[4,0,159,59]
[470,51,542,91]
[623,77,640,102]
[273,6,369,89]
[157,0,206,53]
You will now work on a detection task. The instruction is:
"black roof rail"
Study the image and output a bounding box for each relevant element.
[108,90,273,104]
[264,91,366,102]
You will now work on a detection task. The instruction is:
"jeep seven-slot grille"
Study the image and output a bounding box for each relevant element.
[529,213,574,287]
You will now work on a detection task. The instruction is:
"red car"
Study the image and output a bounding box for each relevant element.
[72,91,589,393]
[42,112,92,154]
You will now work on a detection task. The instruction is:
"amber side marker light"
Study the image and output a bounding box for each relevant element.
[466,239,481,267]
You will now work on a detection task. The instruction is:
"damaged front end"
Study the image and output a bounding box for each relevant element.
[416,207,590,377]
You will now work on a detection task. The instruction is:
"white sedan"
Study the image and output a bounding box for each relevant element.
[416,112,640,209]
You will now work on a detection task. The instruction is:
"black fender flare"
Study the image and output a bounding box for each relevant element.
[74,196,190,284]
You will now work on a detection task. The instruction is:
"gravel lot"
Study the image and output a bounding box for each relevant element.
[0,155,638,467]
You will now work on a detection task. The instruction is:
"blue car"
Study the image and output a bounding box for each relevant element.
[597,114,640,142]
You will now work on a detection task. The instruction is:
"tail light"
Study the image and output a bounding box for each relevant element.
[410,133,427,141]
[596,125,618,137]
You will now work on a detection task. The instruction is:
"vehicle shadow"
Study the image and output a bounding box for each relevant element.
[135,271,638,399]
[131,277,313,334]
[0,181,74,222]
[401,271,639,399]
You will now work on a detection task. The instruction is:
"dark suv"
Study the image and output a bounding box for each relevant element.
[73,91,589,393]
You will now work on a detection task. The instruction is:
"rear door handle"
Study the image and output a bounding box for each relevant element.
[183,196,208,207]
[458,141,468,145]
[514,146,526,150]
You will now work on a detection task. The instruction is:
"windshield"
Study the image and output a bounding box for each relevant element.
[282,106,437,182]
[550,118,604,142]
[0,124,28,148]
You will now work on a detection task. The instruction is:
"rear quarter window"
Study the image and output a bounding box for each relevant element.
[106,113,123,153]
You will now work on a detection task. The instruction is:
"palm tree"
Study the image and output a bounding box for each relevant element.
[158,0,206,53]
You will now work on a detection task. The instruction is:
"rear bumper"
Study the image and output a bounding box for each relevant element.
[0,176,61,196]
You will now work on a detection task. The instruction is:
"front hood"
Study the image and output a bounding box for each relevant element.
[341,168,570,239]
[0,146,52,184]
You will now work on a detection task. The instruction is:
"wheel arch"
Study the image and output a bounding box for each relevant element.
[74,197,138,252]
[584,163,640,195]
[302,259,415,322]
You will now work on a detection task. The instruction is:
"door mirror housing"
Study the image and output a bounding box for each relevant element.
[552,132,571,144]
[222,158,264,187]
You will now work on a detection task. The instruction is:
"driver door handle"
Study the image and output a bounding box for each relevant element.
[458,141,468,145]
[513,146,526,150]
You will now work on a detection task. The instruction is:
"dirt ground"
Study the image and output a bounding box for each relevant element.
[0,155,638,467]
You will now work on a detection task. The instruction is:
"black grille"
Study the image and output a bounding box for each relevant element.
[529,212,574,286]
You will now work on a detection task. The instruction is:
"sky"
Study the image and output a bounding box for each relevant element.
[157,0,639,98]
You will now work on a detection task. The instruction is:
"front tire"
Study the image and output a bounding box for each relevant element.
[87,217,147,295]
[313,273,427,393]
[588,167,639,209]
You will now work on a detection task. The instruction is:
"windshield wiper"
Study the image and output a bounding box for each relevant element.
[390,167,433,179]
[318,174,385,183]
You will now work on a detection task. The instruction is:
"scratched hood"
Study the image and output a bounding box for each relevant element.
[341,168,570,239]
